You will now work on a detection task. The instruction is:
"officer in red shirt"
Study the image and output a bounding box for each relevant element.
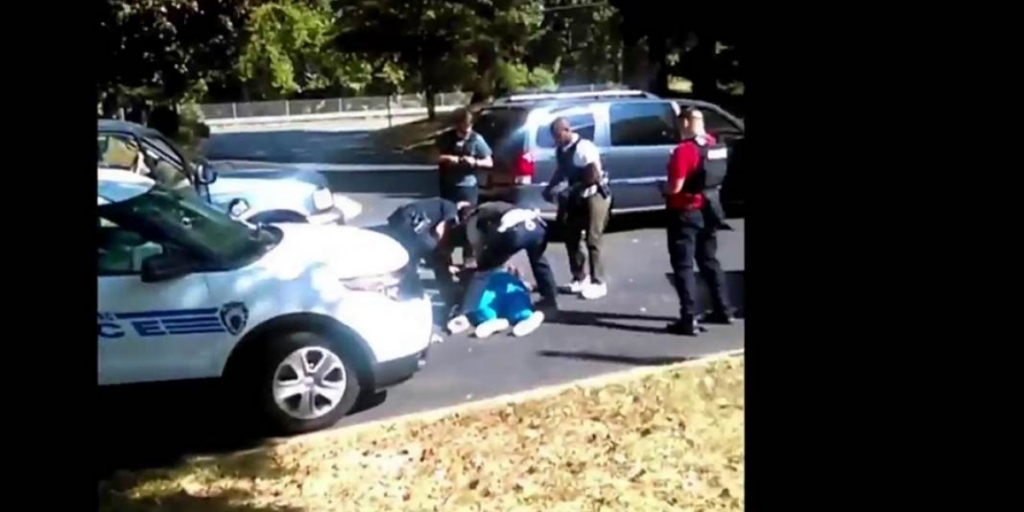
[661,107,734,335]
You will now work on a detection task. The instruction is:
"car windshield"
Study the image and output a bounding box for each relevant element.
[98,183,280,264]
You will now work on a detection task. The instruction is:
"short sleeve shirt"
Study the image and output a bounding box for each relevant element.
[568,137,601,168]
[436,130,493,187]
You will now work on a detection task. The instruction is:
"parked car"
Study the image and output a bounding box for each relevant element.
[465,90,746,218]
[97,170,432,434]
[98,119,349,225]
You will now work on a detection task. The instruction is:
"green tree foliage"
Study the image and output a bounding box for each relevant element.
[335,0,554,116]
[237,0,373,99]
[610,0,745,100]
[101,0,735,114]
[98,0,252,109]
[531,0,623,85]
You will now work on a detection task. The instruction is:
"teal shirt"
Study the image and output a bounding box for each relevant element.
[436,130,492,187]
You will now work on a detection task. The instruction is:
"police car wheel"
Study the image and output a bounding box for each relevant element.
[249,331,362,435]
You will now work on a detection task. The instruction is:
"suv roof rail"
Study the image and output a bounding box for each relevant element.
[494,89,659,104]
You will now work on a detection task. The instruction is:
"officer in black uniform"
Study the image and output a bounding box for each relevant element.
[662,107,734,335]
[448,201,559,330]
[376,198,467,307]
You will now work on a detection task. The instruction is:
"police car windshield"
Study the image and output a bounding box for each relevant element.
[98,184,279,264]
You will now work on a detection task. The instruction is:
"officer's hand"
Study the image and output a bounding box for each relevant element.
[541,188,554,203]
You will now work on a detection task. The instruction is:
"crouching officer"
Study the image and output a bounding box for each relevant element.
[377,198,468,307]
[448,201,559,333]
[662,107,734,335]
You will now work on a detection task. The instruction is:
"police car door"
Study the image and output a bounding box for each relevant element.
[98,216,224,385]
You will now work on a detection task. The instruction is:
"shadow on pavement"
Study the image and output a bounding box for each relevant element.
[545,270,743,334]
[321,169,437,198]
[536,349,692,366]
[98,382,389,478]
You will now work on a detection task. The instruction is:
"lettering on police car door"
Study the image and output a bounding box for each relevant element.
[97,303,250,339]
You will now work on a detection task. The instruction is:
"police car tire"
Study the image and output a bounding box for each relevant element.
[243,330,362,435]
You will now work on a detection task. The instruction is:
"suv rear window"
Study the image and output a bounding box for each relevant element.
[608,102,678,147]
[535,112,597,149]
[474,108,529,154]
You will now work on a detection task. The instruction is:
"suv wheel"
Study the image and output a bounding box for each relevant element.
[237,331,362,435]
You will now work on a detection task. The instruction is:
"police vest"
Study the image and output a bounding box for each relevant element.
[681,137,729,193]
[556,138,590,186]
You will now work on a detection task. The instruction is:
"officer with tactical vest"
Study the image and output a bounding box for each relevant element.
[541,117,612,300]
[661,107,734,335]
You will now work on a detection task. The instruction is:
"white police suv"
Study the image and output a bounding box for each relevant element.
[98,169,432,434]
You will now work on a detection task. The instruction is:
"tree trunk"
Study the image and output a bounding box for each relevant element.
[648,36,670,96]
[688,31,718,100]
[425,85,437,120]
[474,46,497,98]
[100,92,119,118]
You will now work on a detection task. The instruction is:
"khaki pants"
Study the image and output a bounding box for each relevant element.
[564,194,611,283]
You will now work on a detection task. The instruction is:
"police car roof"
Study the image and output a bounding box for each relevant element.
[97,118,162,137]
[98,168,155,205]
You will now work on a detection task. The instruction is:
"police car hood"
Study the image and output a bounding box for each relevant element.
[265,223,409,279]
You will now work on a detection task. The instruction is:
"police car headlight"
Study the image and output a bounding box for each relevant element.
[229,198,250,217]
[341,271,403,298]
[312,188,334,211]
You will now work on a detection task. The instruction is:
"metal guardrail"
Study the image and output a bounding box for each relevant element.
[198,84,629,127]
[199,92,472,120]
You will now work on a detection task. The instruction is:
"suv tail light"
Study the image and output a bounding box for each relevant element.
[513,151,535,185]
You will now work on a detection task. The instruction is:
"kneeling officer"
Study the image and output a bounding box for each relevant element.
[662,107,734,336]
[378,198,467,307]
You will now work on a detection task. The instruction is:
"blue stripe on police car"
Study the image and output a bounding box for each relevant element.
[98,303,249,339]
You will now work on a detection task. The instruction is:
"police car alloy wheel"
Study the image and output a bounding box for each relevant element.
[272,346,348,421]
[242,330,362,435]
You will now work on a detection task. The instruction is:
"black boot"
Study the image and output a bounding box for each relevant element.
[698,309,734,325]
[666,318,706,336]
[534,297,560,319]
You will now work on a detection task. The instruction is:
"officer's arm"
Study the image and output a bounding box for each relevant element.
[542,167,566,199]
[665,145,696,195]
[435,134,459,165]
[468,136,494,169]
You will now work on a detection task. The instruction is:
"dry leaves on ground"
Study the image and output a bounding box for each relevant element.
[100,355,744,512]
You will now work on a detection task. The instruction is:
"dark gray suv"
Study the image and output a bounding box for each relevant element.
[472,90,745,219]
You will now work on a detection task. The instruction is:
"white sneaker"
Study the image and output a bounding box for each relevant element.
[447,315,471,335]
[474,318,510,338]
[512,311,545,337]
[559,277,590,294]
[580,281,608,300]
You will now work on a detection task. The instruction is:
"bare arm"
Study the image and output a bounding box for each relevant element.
[542,166,566,201]
[572,140,603,190]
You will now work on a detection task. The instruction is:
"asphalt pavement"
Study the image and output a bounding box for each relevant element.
[98,128,745,474]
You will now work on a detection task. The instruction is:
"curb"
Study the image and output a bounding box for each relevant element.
[279,348,745,449]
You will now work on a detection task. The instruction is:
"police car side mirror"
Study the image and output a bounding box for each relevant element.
[194,160,218,185]
[140,253,196,283]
